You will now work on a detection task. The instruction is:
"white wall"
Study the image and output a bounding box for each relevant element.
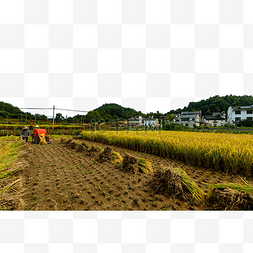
[227,106,253,124]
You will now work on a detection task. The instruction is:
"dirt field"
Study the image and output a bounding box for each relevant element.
[15,138,252,211]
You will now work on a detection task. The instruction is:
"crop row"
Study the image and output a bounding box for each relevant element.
[81,130,253,175]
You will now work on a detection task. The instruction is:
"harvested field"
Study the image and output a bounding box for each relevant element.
[1,136,253,210]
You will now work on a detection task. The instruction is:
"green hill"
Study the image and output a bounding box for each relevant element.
[167,95,253,116]
[0,101,26,119]
[82,103,146,122]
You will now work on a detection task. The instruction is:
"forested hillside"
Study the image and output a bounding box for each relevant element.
[167,95,253,116]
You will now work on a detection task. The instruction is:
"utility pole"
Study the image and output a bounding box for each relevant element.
[52,105,55,130]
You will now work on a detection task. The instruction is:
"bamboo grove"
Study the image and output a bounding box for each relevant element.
[82,130,253,175]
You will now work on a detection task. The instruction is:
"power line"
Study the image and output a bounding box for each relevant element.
[20,107,89,113]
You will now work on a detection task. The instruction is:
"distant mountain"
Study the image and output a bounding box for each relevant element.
[167,95,253,116]
[82,103,146,122]
[0,101,47,120]
[0,101,26,119]
[3,95,253,121]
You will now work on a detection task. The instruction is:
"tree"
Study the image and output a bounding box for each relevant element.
[55,113,64,122]
[165,114,176,122]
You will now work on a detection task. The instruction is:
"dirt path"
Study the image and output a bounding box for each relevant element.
[21,139,249,211]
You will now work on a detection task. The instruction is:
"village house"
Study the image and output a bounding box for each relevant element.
[204,116,226,127]
[178,111,202,127]
[143,117,159,127]
[227,106,253,124]
[126,116,142,127]
[204,112,226,127]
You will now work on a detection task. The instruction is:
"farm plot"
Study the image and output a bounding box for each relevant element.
[22,140,195,211]
[2,135,253,210]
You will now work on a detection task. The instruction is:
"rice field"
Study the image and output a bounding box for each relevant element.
[81,130,253,175]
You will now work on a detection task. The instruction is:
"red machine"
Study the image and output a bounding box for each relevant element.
[32,129,51,144]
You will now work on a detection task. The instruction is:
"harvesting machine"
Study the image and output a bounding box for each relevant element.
[32,129,51,144]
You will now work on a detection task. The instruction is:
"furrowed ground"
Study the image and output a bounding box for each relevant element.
[2,134,252,211]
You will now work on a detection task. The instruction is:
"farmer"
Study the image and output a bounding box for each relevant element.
[34,125,40,129]
[20,126,31,142]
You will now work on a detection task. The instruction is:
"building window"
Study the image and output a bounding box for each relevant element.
[247,110,253,114]
[235,117,241,121]
[235,110,241,114]
[247,117,253,120]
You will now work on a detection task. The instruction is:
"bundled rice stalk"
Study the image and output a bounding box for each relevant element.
[60,138,66,144]
[99,147,112,162]
[69,141,77,149]
[121,153,138,174]
[206,178,253,210]
[137,158,153,174]
[87,145,100,156]
[150,167,205,203]
[207,178,253,194]
[112,151,123,164]
[207,188,253,210]
[76,144,85,152]
[65,138,73,145]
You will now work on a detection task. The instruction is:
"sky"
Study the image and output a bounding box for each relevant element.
[0,0,252,117]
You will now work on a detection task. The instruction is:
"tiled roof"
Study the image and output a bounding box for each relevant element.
[232,105,253,110]
[181,111,201,115]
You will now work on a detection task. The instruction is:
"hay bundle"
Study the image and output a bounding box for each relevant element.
[87,145,99,155]
[99,147,112,162]
[149,167,205,202]
[137,158,153,174]
[208,188,253,210]
[112,152,123,164]
[69,141,77,149]
[122,153,138,173]
[81,142,89,149]
[76,144,85,152]
[60,138,66,144]
[65,139,73,146]
[206,180,253,210]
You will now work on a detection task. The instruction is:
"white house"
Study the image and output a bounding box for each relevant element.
[227,106,253,124]
[179,111,202,126]
[127,116,142,126]
[204,116,226,127]
[143,118,159,127]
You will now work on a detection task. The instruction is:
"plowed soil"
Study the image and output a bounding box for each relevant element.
[18,139,253,211]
